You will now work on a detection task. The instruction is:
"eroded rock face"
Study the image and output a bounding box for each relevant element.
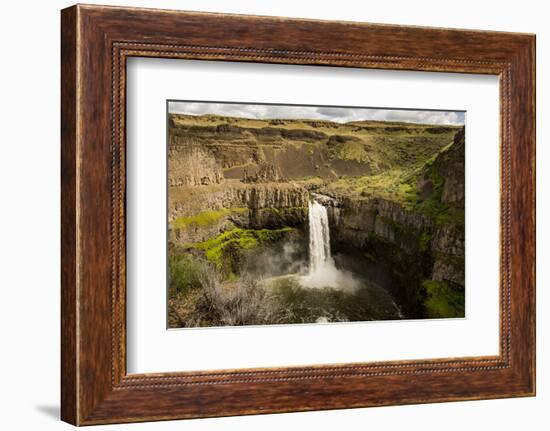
[238,183,309,228]
[242,163,284,183]
[324,128,466,303]
[432,224,464,258]
[324,192,464,316]
[432,259,465,286]
[168,116,381,180]
[169,182,309,244]
[167,114,465,318]
[168,144,224,187]
[237,183,308,210]
[172,215,243,245]
[431,224,465,287]
[327,197,433,254]
[440,129,465,205]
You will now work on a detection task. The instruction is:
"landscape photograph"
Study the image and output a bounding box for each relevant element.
[167,101,465,328]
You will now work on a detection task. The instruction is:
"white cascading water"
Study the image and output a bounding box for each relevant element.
[308,199,333,273]
[301,198,345,288]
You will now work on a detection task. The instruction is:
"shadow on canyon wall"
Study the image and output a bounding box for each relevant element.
[167,113,465,328]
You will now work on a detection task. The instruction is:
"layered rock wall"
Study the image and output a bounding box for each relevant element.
[169,182,309,245]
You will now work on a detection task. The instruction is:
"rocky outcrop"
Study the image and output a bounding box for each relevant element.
[321,193,431,316]
[168,143,224,187]
[323,191,464,316]
[431,224,465,287]
[238,183,308,209]
[319,128,466,315]
[242,162,284,183]
[436,128,465,205]
[168,114,465,318]
[425,128,465,288]
[170,182,308,218]
[171,210,248,245]
[169,182,309,244]
[168,114,458,182]
[325,196,433,254]
[432,259,464,287]
[432,224,464,257]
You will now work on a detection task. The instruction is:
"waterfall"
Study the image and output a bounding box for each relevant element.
[301,197,343,288]
[308,199,333,273]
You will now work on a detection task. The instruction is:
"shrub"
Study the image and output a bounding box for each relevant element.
[168,254,206,296]
[170,267,285,327]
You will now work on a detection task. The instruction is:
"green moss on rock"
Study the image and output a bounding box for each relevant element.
[422,279,465,318]
[190,227,296,277]
[172,207,248,230]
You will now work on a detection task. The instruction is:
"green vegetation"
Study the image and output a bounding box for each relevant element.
[167,113,465,326]
[326,131,465,231]
[419,232,433,254]
[433,252,464,268]
[169,112,459,183]
[172,207,248,230]
[168,265,403,327]
[169,268,285,328]
[367,134,455,171]
[272,277,401,322]
[422,280,465,318]
[168,254,207,295]
[170,113,460,138]
[419,204,464,227]
[412,143,465,227]
[252,206,307,227]
[193,227,295,259]
[189,227,296,277]
[326,168,418,205]
[294,176,325,186]
[330,140,370,163]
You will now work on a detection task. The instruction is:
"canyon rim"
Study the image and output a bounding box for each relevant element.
[167,101,465,328]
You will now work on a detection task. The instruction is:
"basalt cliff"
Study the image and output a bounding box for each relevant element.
[168,113,465,319]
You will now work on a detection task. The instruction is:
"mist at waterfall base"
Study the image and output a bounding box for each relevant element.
[246,198,362,292]
[241,197,403,323]
[300,200,359,291]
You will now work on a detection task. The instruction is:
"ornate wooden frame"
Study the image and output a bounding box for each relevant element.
[61,4,535,425]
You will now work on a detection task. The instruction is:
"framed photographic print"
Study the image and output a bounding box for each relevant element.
[61,4,535,425]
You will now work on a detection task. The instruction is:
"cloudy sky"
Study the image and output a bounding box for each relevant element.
[168,101,465,126]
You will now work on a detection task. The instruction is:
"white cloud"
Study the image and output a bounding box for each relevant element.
[168,101,465,126]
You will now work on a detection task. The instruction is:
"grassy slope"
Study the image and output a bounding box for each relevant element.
[168,113,464,321]
[172,207,247,229]
[169,113,460,181]
[324,137,463,225]
[184,227,297,279]
[168,113,458,224]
